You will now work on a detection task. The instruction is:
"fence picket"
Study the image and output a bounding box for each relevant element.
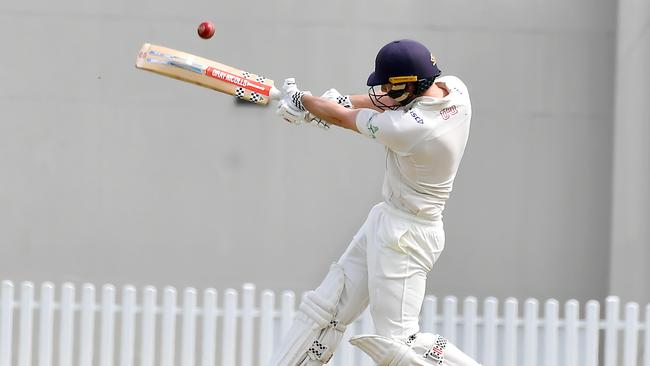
[201,289,217,366]
[222,289,238,366]
[604,296,620,366]
[99,285,116,366]
[0,281,15,366]
[643,304,650,366]
[543,299,559,366]
[161,287,178,366]
[280,291,295,337]
[79,284,96,366]
[37,282,55,366]
[482,297,498,366]
[421,295,437,334]
[141,286,157,366]
[503,298,518,366]
[17,282,34,366]
[584,300,600,366]
[623,303,639,366]
[462,297,478,358]
[58,283,75,366]
[241,284,255,366]
[564,300,579,366]
[259,291,275,366]
[443,296,457,343]
[119,286,136,366]
[523,299,538,366]
[182,288,198,366]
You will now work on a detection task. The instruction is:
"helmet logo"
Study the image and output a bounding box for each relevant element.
[431,54,437,65]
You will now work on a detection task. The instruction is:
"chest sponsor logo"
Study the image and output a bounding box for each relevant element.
[440,105,458,120]
[409,110,424,124]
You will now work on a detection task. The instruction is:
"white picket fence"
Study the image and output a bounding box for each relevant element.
[0,280,649,366]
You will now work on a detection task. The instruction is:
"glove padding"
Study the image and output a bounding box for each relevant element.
[277,99,308,125]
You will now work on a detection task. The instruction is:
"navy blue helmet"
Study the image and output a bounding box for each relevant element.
[367,39,441,109]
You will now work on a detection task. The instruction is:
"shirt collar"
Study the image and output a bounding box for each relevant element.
[405,80,453,110]
[406,95,450,110]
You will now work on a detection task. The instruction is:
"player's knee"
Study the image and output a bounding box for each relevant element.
[267,263,355,366]
[295,263,346,328]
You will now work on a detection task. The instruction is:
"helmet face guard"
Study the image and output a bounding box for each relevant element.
[368,85,401,111]
[368,77,438,111]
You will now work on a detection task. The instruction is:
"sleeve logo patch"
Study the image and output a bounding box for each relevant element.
[367,122,379,138]
[366,116,379,138]
[409,110,424,124]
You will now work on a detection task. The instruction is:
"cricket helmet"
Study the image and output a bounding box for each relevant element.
[367,39,441,109]
[367,39,441,87]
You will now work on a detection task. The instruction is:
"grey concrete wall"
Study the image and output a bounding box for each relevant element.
[610,0,650,305]
[0,0,622,304]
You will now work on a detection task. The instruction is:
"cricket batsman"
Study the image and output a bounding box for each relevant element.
[271,39,479,366]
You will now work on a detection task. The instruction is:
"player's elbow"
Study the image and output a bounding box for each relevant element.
[336,109,360,132]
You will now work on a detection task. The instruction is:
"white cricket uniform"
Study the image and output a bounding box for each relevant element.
[265,76,476,366]
[336,75,472,339]
[357,75,471,222]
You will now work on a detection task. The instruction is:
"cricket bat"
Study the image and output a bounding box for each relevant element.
[135,43,281,105]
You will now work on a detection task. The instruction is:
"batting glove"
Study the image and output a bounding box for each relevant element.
[277,78,312,125]
[320,88,353,108]
[277,99,308,125]
[282,78,311,111]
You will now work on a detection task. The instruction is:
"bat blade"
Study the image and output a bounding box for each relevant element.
[135,43,281,105]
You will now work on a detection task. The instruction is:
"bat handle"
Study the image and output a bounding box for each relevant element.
[269,86,282,101]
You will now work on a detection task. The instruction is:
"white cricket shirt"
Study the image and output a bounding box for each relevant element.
[355,76,472,221]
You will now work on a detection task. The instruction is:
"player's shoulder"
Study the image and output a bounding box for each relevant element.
[372,107,427,132]
[438,75,465,84]
[437,75,469,95]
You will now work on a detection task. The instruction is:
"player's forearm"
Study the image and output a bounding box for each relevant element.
[302,95,359,132]
[349,95,384,112]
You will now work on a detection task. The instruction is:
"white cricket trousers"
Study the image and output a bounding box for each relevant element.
[336,202,445,339]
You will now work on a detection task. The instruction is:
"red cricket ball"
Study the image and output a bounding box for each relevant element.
[197,21,215,39]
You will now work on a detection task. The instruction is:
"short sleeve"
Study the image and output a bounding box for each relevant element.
[355,108,427,154]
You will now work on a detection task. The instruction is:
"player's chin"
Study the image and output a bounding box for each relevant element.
[383,99,402,110]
